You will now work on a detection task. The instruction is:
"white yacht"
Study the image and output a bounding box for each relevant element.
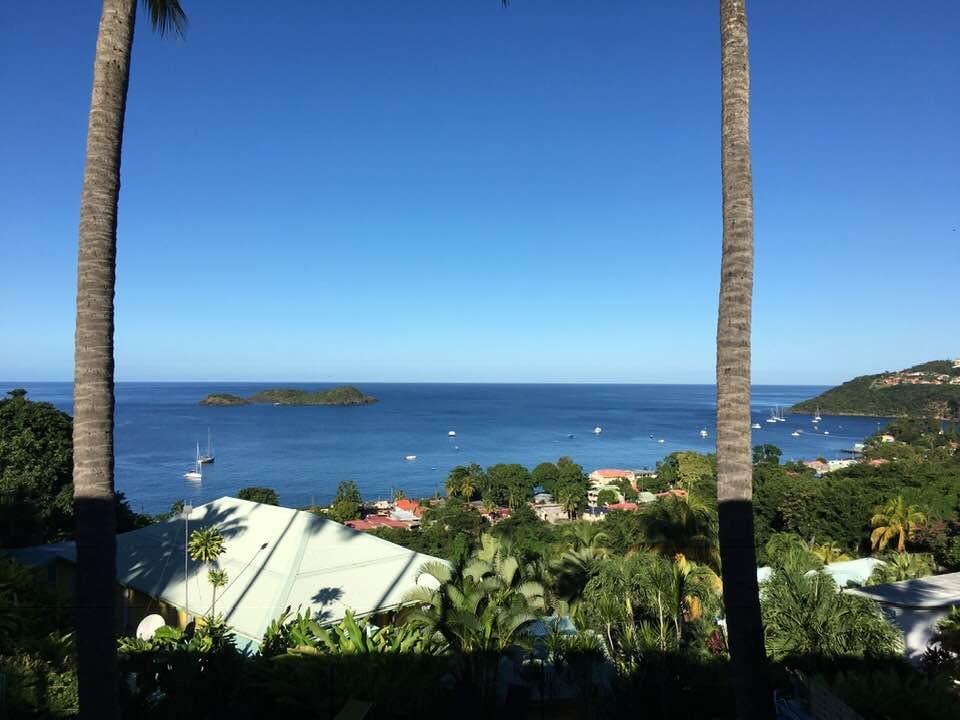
[184,442,202,481]
[791,430,801,437]
[752,422,762,429]
[699,429,708,438]
[404,455,417,461]
[593,426,602,435]
[448,430,456,437]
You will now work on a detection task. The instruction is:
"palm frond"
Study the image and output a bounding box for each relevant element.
[142,0,187,37]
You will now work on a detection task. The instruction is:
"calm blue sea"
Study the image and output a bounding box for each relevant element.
[3,383,885,514]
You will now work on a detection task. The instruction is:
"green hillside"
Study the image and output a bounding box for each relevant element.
[791,360,960,418]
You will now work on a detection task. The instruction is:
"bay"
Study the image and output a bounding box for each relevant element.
[4,382,884,514]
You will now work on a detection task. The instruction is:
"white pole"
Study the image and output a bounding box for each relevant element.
[183,504,193,624]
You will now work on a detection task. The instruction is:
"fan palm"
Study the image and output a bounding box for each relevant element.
[73,1,185,715]
[870,496,926,553]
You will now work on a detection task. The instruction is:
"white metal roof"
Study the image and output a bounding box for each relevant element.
[13,497,443,644]
[846,571,960,609]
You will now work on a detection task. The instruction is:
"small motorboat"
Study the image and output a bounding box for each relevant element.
[752,423,762,430]
[791,430,801,437]
[658,438,665,444]
[593,426,603,435]
[823,431,830,435]
[699,429,708,439]
[404,455,417,461]
[448,430,456,437]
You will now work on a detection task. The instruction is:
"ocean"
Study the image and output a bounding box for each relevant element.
[5,382,884,514]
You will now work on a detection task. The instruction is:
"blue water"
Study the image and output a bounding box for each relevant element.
[3,383,885,514]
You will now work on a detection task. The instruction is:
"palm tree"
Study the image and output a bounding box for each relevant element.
[207,568,229,616]
[810,540,851,565]
[714,1,772,716]
[73,1,184,715]
[561,523,610,555]
[640,496,719,572]
[761,565,901,663]
[870,496,926,553]
[189,527,226,566]
[867,552,934,585]
[403,540,545,707]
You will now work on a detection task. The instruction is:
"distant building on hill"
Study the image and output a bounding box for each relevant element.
[589,468,637,487]
[953,358,960,369]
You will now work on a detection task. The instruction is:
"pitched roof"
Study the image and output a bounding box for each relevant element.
[591,469,634,478]
[846,571,960,609]
[13,497,443,645]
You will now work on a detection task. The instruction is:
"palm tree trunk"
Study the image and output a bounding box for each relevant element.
[74,0,136,716]
[715,1,774,718]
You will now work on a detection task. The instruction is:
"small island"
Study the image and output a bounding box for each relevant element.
[791,359,960,419]
[200,385,377,407]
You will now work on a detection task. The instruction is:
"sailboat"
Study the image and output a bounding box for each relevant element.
[776,406,787,422]
[813,405,822,423]
[199,428,215,464]
[766,408,778,424]
[184,442,202,481]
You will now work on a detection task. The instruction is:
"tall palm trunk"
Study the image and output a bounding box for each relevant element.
[715,1,773,718]
[74,0,137,716]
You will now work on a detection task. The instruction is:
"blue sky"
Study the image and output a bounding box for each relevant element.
[1,1,957,384]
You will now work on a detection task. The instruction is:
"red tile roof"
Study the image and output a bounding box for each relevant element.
[344,516,412,531]
[395,498,425,517]
[592,469,634,478]
[606,502,640,511]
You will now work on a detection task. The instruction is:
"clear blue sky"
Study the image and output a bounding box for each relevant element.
[1,1,957,384]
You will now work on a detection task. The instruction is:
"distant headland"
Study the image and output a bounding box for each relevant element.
[791,359,960,419]
[200,385,378,407]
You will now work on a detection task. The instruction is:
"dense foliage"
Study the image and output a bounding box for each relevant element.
[237,486,279,505]
[0,389,151,548]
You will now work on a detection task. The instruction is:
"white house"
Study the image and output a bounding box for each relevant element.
[12,497,444,648]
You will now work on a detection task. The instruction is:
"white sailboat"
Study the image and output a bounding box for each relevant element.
[813,405,822,423]
[184,442,202,481]
[776,406,787,422]
[766,408,778,424]
[199,428,215,464]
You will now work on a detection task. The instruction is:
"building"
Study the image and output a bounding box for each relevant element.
[589,469,637,488]
[803,460,830,475]
[953,358,960,369]
[880,434,896,443]
[530,502,566,523]
[11,497,444,649]
[344,515,411,532]
[846,572,960,661]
